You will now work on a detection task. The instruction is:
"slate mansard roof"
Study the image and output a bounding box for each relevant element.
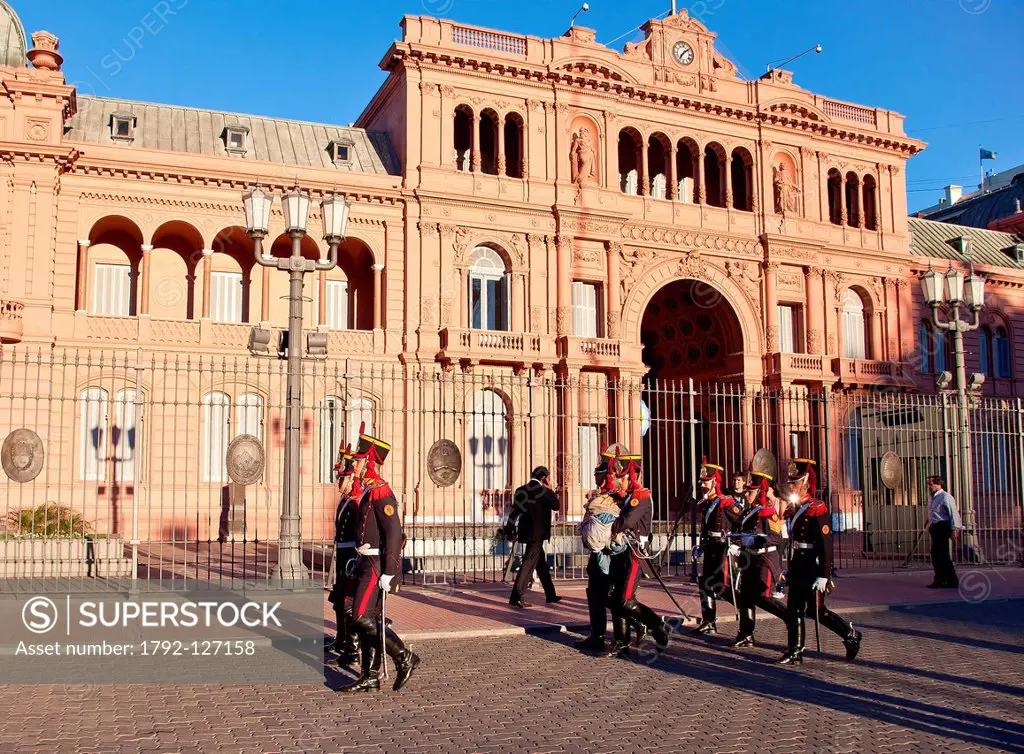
[909,217,1024,271]
[65,95,400,176]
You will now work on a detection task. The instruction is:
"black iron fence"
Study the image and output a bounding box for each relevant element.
[1,346,1021,592]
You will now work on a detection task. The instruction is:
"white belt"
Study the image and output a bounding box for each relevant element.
[355,546,380,556]
[335,541,356,549]
[705,532,726,541]
[793,542,816,550]
[752,546,777,555]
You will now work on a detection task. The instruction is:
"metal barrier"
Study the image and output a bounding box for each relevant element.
[1,346,1021,592]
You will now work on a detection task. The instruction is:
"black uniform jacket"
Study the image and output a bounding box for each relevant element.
[787,497,834,578]
[354,478,403,578]
[699,493,744,543]
[334,493,359,545]
[612,487,653,540]
[508,479,560,542]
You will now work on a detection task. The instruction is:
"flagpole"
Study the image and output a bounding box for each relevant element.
[980,150,984,194]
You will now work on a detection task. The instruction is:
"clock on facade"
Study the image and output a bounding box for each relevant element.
[672,41,694,65]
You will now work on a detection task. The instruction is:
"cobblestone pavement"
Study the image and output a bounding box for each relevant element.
[0,601,1021,753]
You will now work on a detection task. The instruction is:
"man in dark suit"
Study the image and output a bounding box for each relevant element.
[506,466,562,608]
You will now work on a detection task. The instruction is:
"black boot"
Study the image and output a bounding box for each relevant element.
[728,634,755,648]
[652,618,671,650]
[574,635,605,650]
[392,648,421,691]
[776,617,804,665]
[843,627,863,661]
[340,640,379,693]
[693,618,717,634]
[602,641,630,659]
[775,647,804,665]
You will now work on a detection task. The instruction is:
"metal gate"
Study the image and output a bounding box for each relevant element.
[1,346,1021,592]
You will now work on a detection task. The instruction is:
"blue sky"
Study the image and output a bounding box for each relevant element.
[19,0,1023,212]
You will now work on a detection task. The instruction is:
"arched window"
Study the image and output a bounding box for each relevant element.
[648,134,670,199]
[827,169,843,225]
[703,144,726,208]
[113,389,138,484]
[730,148,753,211]
[843,407,863,492]
[479,109,499,175]
[347,397,374,448]
[468,389,510,508]
[79,387,109,482]
[454,106,473,171]
[319,396,344,484]
[979,327,991,377]
[842,289,868,359]
[202,392,231,483]
[503,113,524,178]
[994,326,1012,378]
[468,246,509,331]
[676,138,699,203]
[862,175,878,230]
[845,172,861,227]
[235,393,263,438]
[617,129,642,195]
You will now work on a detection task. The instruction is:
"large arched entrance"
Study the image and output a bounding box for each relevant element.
[638,279,746,528]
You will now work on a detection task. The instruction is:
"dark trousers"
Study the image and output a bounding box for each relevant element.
[736,556,787,638]
[329,550,357,650]
[510,541,557,603]
[609,551,663,644]
[585,552,611,639]
[698,543,736,623]
[785,553,853,650]
[930,521,958,586]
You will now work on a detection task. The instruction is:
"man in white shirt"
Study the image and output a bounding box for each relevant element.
[926,476,964,589]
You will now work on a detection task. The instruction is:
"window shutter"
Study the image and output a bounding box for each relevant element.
[93,264,132,316]
[211,272,243,323]
[114,389,137,483]
[577,425,599,484]
[777,305,795,354]
[572,282,598,338]
[79,388,109,481]
[203,393,231,483]
[324,280,350,330]
[235,394,262,438]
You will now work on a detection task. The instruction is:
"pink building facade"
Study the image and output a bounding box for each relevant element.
[1,4,1022,577]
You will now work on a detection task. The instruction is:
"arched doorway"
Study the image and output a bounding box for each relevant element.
[639,279,745,527]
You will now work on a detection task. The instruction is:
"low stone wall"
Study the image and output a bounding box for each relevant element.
[0,537,133,578]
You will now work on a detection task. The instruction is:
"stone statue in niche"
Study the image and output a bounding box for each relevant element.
[772,163,801,217]
[569,127,596,186]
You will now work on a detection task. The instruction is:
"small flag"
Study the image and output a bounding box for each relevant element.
[980,148,998,161]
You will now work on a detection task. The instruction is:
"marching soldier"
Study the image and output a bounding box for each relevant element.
[693,459,744,635]
[776,458,863,665]
[604,450,670,659]
[340,427,420,693]
[327,444,360,664]
[728,470,788,648]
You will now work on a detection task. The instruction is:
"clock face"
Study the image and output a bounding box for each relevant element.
[673,41,694,66]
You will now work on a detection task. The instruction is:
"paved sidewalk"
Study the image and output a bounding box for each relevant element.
[358,566,1024,640]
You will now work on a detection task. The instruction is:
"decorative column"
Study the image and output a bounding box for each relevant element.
[724,152,734,209]
[76,240,91,311]
[496,114,506,177]
[606,241,621,338]
[896,278,911,361]
[763,261,779,352]
[200,249,213,318]
[371,263,384,330]
[139,244,153,315]
[871,307,885,361]
[694,150,705,204]
[261,264,271,322]
[667,142,677,200]
[317,270,327,326]
[470,113,481,173]
[556,235,573,336]
[458,267,468,328]
[640,140,650,196]
[804,266,824,355]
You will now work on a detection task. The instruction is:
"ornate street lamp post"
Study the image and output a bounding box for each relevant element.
[921,262,985,537]
[243,183,351,585]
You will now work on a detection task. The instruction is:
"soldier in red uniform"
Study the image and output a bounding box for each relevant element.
[603,451,670,659]
[693,459,745,635]
[776,458,863,665]
[340,428,420,693]
[327,444,360,665]
[728,471,789,648]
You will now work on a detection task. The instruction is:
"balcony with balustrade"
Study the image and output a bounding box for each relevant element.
[765,351,828,387]
[439,327,556,367]
[0,299,24,343]
[832,357,914,389]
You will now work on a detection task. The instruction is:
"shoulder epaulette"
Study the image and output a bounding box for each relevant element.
[809,500,828,516]
[632,487,651,501]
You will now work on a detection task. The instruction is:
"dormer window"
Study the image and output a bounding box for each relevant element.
[329,139,354,166]
[110,113,136,142]
[223,125,249,155]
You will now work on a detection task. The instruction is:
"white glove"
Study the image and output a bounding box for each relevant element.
[355,543,374,556]
[378,574,394,593]
[728,544,741,557]
[812,577,828,593]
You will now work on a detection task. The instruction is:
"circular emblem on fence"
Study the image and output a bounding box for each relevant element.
[880,451,903,491]
[427,439,462,487]
[751,448,778,482]
[2,428,44,483]
[226,434,265,485]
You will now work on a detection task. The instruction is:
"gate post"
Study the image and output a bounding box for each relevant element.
[130,347,144,596]
[687,378,698,581]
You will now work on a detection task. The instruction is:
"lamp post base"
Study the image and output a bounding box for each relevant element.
[269,558,313,588]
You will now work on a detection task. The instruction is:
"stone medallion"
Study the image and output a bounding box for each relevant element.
[226,434,265,485]
[2,428,44,483]
[427,439,462,488]
[880,451,903,491]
